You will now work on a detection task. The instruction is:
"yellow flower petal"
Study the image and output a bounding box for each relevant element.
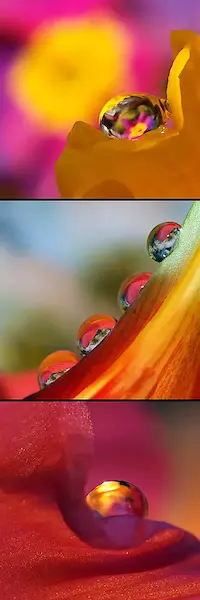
[166,44,190,131]
[170,30,200,133]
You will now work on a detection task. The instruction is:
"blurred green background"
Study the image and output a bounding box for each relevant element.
[0,199,192,371]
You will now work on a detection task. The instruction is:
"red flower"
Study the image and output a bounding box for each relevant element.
[0,400,199,600]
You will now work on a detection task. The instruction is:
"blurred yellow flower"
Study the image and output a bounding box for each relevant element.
[55,30,200,198]
[7,17,132,132]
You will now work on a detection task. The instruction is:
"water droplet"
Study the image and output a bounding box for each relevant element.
[86,480,148,518]
[76,314,116,356]
[147,221,182,262]
[99,94,171,141]
[118,272,152,313]
[38,350,78,388]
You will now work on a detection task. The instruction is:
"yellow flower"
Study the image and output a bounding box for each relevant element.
[7,17,132,132]
[55,30,200,198]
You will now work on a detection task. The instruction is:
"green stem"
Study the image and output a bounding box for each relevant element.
[158,200,200,280]
[134,200,200,322]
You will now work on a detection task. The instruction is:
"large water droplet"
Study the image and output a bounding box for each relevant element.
[147,221,182,262]
[118,272,152,313]
[76,314,116,356]
[86,480,149,518]
[38,350,78,388]
[99,94,170,141]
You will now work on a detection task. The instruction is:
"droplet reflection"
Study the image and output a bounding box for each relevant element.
[118,272,152,313]
[38,350,79,388]
[76,315,117,356]
[99,94,171,141]
[86,480,149,518]
[147,222,182,262]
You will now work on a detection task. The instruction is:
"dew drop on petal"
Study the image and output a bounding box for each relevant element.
[147,221,182,262]
[38,350,79,388]
[118,272,152,313]
[99,94,171,141]
[76,314,117,356]
[86,480,149,518]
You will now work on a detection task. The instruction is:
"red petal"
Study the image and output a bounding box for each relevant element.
[0,370,39,399]
[0,401,200,600]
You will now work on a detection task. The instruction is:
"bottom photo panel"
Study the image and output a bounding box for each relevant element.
[0,400,200,600]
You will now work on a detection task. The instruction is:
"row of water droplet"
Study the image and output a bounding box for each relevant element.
[38,221,182,388]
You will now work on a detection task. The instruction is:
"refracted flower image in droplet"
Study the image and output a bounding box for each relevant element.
[76,315,117,356]
[147,222,182,262]
[99,94,171,141]
[38,350,79,388]
[118,272,152,313]
[42,369,70,386]
[86,480,149,518]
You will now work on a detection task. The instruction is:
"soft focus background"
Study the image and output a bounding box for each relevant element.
[1,0,200,199]
[0,200,192,374]
[87,401,200,538]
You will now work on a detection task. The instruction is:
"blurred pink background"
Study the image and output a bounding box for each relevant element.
[86,401,200,538]
[1,0,200,199]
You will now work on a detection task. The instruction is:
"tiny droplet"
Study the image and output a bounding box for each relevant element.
[118,272,152,313]
[38,350,79,388]
[147,221,182,262]
[76,314,116,356]
[86,480,149,518]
